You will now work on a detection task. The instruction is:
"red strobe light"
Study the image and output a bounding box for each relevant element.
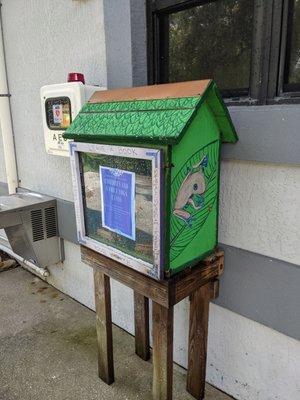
[67,72,85,84]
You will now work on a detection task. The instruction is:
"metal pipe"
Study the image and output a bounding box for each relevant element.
[0,8,18,194]
[0,242,50,278]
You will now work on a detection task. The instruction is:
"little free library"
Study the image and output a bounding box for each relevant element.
[64,79,237,280]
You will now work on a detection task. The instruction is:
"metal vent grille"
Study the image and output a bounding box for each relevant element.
[31,209,44,242]
[44,207,58,238]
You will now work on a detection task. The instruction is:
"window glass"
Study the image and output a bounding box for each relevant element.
[80,152,154,264]
[284,0,300,88]
[163,0,254,95]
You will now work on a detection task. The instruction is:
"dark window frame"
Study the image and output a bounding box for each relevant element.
[147,0,300,105]
[268,0,300,103]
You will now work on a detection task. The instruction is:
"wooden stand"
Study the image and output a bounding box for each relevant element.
[81,246,224,400]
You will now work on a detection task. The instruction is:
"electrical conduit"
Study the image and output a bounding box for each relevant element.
[0,12,49,278]
[0,10,18,194]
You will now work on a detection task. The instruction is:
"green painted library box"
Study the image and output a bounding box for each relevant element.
[64,80,238,280]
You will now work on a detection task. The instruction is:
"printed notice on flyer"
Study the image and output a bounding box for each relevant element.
[99,166,136,240]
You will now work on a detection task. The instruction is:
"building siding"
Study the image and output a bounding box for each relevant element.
[0,1,299,400]
[1,0,107,201]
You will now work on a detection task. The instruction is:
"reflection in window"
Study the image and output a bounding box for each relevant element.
[284,0,300,89]
[161,0,254,96]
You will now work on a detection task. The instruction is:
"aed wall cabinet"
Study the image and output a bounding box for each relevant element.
[64,80,238,280]
[41,81,106,156]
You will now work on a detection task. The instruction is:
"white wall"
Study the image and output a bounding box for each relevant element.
[1,0,107,201]
[103,0,133,88]
[1,1,299,399]
[219,160,300,266]
[207,304,300,400]
[0,132,7,183]
[49,240,300,400]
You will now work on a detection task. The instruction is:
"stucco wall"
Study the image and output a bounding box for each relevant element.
[49,241,300,400]
[103,0,133,88]
[1,0,107,201]
[0,1,299,400]
[0,132,6,183]
[220,160,300,265]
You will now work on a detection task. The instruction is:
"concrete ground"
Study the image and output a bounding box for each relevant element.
[0,267,232,400]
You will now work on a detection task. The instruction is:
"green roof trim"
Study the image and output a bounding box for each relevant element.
[65,108,196,144]
[80,96,200,113]
[205,82,238,143]
[64,81,238,144]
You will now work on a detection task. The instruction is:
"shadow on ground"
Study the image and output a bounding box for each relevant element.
[0,267,232,400]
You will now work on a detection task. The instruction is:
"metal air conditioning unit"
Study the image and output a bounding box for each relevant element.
[0,192,63,267]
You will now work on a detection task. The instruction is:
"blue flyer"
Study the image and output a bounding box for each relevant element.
[99,166,136,240]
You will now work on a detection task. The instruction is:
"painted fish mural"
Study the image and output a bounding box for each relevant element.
[173,155,208,226]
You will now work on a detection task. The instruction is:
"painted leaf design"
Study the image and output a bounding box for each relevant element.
[170,140,219,262]
[64,108,196,143]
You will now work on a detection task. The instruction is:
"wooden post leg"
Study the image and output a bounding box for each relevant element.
[94,270,114,384]
[152,302,174,400]
[186,283,210,399]
[134,292,150,361]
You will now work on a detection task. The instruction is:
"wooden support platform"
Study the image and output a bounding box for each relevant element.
[82,246,224,400]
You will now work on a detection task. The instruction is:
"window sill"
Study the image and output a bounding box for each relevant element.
[224,97,259,107]
[224,96,300,106]
[267,96,300,105]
